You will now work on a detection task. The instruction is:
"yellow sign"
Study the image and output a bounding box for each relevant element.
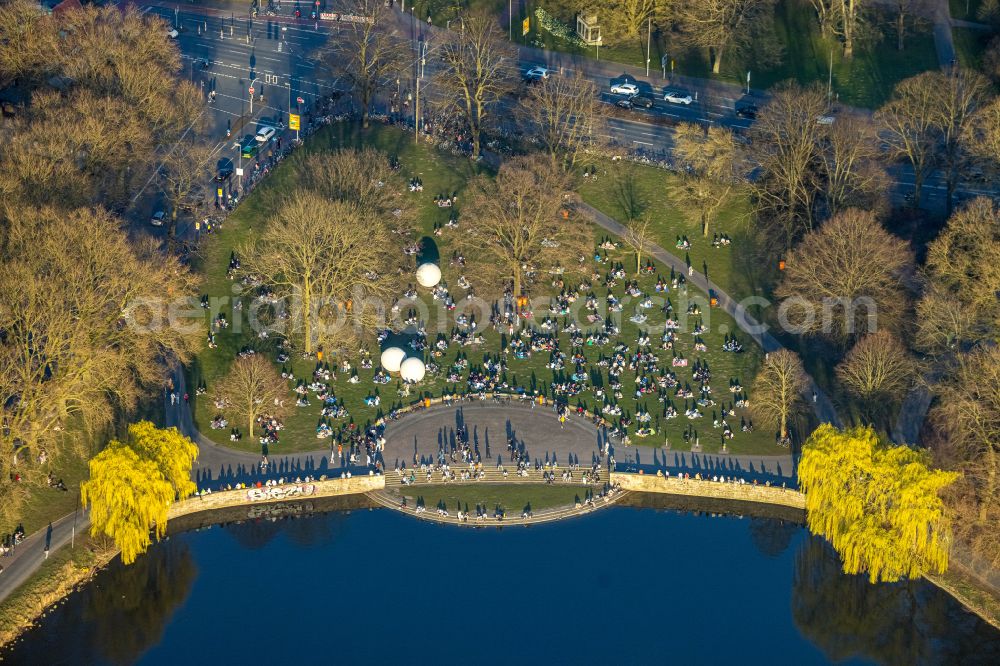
[288,113,300,130]
[522,17,529,36]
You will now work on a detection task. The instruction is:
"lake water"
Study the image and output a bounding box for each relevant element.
[4,499,1000,665]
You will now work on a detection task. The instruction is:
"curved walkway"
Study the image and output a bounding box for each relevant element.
[380,402,795,482]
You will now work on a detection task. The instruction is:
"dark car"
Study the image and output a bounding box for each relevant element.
[630,94,654,109]
[735,104,758,120]
[215,158,234,182]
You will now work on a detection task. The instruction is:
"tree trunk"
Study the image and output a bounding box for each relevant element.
[513,270,521,300]
[780,411,788,440]
[897,13,905,51]
[912,169,925,209]
[711,45,724,74]
[248,413,255,438]
[635,250,642,275]
[302,286,312,355]
[701,211,709,237]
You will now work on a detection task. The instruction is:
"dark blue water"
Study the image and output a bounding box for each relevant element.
[4,504,1000,665]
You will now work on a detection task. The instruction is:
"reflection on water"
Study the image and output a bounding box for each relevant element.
[3,539,197,665]
[792,539,1000,665]
[4,500,998,665]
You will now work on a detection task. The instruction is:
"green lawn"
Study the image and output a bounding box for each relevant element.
[190,121,779,458]
[396,482,588,513]
[522,0,939,108]
[577,161,773,306]
[953,27,992,71]
[950,0,984,21]
[0,453,88,537]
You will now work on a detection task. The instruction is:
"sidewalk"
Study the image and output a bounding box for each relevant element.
[0,510,89,605]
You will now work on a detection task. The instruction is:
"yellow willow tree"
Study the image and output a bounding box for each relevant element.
[82,422,198,564]
[798,424,959,583]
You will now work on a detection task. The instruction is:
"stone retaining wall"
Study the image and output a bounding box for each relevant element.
[611,472,806,510]
[166,475,385,520]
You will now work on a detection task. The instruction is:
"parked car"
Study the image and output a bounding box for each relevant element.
[167,28,179,39]
[240,135,258,158]
[150,210,166,227]
[816,115,835,125]
[663,89,693,105]
[610,82,639,96]
[735,104,758,119]
[255,126,276,143]
[523,66,550,82]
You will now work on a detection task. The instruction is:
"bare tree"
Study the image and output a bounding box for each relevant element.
[889,0,931,51]
[934,70,991,214]
[0,208,201,521]
[836,330,916,420]
[289,148,407,222]
[817,115,890,216]
[436,11,517,158]
[602,0,670,42]
[878,70,990,213]
[810,0,865,57]
[0,0,61,87]
[669,122,743,236]
[750,349,807,443]
[454,156,589,298]
[622,216,655,275]
[929,345,1000,562]
[322,0,403,129]
[160,138,215,236]
[774,209,914,345]
[213,355,289,439]
[238,191,403,354]
[674,0,776,74]
[517,72,606,171]
[916,197,1000,352]
[748,83,827,245]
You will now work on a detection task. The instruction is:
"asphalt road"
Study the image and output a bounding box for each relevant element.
[138,2,997,219]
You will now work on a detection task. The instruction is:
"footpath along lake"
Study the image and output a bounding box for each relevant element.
[4,501,999,665]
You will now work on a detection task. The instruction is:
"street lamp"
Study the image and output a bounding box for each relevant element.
[248,77,260,114]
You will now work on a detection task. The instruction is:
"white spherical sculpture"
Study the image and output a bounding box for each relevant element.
[399,357,426,383]
[416,262,442,288]
[380,346,406,373]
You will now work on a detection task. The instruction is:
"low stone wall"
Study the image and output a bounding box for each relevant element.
[167,475,385,520]
[611,472,806,511]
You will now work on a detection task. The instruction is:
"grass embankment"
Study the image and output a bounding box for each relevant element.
[0,536,118,648]
[191,121,776,456]
[396,483,587,513]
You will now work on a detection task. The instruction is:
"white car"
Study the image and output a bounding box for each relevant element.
[524,66,550,80]
[255,126,277,143]
[816,115,835,125]
[150,211,166,227]
[610,83,639,96]
[167,28,179,39]
[663,90,693,105]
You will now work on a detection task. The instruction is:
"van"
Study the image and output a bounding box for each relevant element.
[255,126,276,143]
